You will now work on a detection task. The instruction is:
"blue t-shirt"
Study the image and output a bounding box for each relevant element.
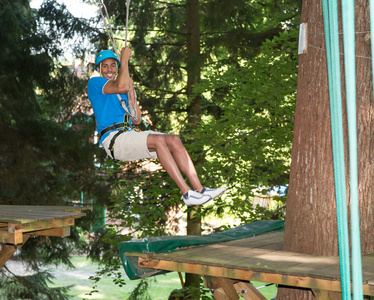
[87,76,132,145]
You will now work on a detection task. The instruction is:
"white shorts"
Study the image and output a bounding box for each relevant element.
[102,130,164,161]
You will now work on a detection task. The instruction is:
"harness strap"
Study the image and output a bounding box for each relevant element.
[108,130,124,161]
[101,122,126,136]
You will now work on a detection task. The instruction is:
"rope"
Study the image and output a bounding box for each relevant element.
[125,0,131,47]
[98,0,119,57]
[97,0,138,122]
[321,0,351,299]
[342,0,363,298]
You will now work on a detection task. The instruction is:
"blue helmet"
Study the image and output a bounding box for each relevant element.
[95,50,120,70]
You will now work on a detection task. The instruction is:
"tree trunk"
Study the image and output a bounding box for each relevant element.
[184,0,202,297]
[277,0,373,298]
[186,0,202,122]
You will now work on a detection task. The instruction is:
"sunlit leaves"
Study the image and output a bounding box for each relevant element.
[186,29,299,223]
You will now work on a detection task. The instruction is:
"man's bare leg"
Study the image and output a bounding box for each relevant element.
[147,134,192,194]
[163,135,204,192]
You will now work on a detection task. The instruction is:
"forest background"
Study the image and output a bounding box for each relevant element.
[0,0,301,298]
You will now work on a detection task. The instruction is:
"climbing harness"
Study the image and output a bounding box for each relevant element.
[108,130,124,161]
[101,115,132,161]
[100,118,131,137]
[97,0,139,161]
[97,0,138,122]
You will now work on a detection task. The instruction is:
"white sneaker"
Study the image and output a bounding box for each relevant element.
[201,186,227,200]
[182,190,212,207]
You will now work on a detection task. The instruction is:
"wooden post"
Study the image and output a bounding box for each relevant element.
[234,282,267,300]
[0,235,30,268]
[204,277,239,300]
[204,277,267,300]
[185,206,202,298]
[312,289,342,300]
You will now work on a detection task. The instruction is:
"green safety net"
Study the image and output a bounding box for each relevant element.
[119,220,285,280]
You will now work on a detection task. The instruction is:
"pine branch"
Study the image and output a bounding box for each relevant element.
[131,63,186,70]
[115,36,186,46]
[97,27,187,37]
[142,87,186,95]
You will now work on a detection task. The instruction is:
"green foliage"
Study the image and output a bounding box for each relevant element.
[169,277,214,300]
[92,0,299,233]
[0,269,72,300]
[188,28,299,224]
[87,27,297,297]
[0,0,300,299]
[84,226,130,297]
[100,0,301,132]
[0,0,105,298]
[128,279,152,300]
[97,160,181,238]
[0,0,101,205]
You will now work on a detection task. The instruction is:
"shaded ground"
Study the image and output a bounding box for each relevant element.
[4,256,277,299]
[4,256,181,299]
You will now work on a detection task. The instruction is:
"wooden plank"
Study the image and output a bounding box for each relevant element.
[0,210,85,218]
[0,230,24,244]
[204,277,242,300]
[0,244,18,268]
[13,217,75,232]
[0,205,88,224]
[212,287,229,300]
[0,235,30,268]
[0,211,85,224]
[226,232,284,250]
[28,227,71,237]
[213,278,239,300]
[137,257,374,295]
[362,254,374,284]
[125,230,374,295]
[131,246,339,279]
[0,205,90,212]
[312,289,342,300]
[0,218,76,245]
[234,281,267,300]
[0,206,89,265]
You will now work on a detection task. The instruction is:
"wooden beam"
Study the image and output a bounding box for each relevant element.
[0,218,75,245]
[0,244,18,269]
[0,205,89,225]
[137,257,374,296]
[204,277,267,300]
[28,227,71,237]
[0,235,30,268]
[212,287,229,300]
[15,217,75,233]
[312,289,342,300]
[178,272,185,288]
[234,282,267,300]
[0,230,24,244]
[213,278,239,300]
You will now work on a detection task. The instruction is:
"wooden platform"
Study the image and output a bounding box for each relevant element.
[126,231,374,299]
[0,205,90,268]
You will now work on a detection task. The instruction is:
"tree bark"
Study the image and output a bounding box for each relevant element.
[277,0,373,298]
[184,0,202,297]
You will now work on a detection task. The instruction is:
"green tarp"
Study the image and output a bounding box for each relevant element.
[119,220,285,280]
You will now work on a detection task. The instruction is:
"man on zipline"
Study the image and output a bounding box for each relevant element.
[88,46,226,206]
